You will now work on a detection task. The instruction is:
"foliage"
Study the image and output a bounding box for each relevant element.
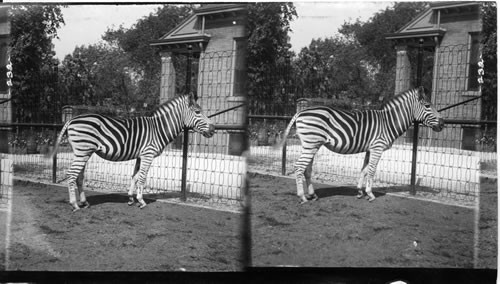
[246,3,297,115]
[294,36,380,108]
[9,5,64,122]
[59,43,141,111]
[481,2,497,121]
[339,2,428,73]
[102,5,193,109]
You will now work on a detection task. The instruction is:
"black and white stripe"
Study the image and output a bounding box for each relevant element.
[50,93,215,211]
[279,87,444,203]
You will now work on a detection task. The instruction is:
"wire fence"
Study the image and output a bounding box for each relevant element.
[248,43,496,207]
[8,50,246,209]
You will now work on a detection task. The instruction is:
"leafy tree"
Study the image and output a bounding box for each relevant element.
[102,5,193,109]
[59,43,139,113]
[481,2,496,122]
[338,2,428,97]
[294,36,379,108]
[9,5,64,122]
[246,2,297,115]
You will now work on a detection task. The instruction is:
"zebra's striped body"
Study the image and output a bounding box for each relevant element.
[50,94,215,211]
[278,87,444,203]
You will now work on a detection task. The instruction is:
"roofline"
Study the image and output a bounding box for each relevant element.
[193,4,247,15]
[394,5,432,34]
[429,1,481,9]
[385,29,446,40]
[150,34,211,46]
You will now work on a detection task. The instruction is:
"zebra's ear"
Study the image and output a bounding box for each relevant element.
[188,92,197,106]
[417,86,429,102]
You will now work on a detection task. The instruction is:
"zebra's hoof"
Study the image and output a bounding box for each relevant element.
[137,200,147,209]
[298,197,308,205]
[307,193,318,201]
[128,198,135,206]
[79,201,90,209]
[70,203,80,212]
[366,195,376,202]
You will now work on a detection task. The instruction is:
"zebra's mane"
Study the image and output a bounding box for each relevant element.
[151,94,190,117]
[380,88,420,111]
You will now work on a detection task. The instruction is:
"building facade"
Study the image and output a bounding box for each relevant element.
[151,4,247,155]
[386,2,483,149]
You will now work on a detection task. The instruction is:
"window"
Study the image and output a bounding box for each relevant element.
[467,33,481,91]
[232,38,246,96]
[462,126,480,150]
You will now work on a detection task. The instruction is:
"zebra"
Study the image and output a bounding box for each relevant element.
[276,87,444,204]
[48,93,215,211]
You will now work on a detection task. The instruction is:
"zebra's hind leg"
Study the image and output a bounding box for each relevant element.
[67,155,91,212]
[294,147,319,204]
[304,160,318,201]
[76,167,89,209]
[128,158,141,206]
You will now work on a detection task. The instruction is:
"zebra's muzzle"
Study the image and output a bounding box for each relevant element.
[202,124,216,138]
[432,118,444,132]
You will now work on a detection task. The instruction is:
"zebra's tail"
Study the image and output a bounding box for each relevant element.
[273,112,300,150]
[45,120,70,160]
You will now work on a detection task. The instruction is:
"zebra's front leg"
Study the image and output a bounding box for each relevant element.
[365,178,376,202]
[356,174,367,199]
[363,148,382,202]
[135,156,153,209]
[128,158,141,206]
[357,152,370,199]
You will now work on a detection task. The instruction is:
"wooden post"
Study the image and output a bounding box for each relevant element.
[281,141,287,176]
[180,45,193,201]
[410,38,424,194]
[52,125,57,183]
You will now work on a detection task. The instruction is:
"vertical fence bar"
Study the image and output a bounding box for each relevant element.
[281,141,287,176]
[410,38,425,194]
[181,128,189,202]
[52,125,57,183]
[180,45,193,201]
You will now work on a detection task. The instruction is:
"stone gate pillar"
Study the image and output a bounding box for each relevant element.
[394,45,411,94]
[159,51,176,104]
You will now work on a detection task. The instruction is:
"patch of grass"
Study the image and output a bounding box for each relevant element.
[39,225,65,235]
[262,216,290,227]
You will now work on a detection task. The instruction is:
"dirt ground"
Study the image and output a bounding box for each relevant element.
[250,173,497,268]
[2,180,242,271]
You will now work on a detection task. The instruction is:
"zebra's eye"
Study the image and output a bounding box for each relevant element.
[194,109,201,114]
